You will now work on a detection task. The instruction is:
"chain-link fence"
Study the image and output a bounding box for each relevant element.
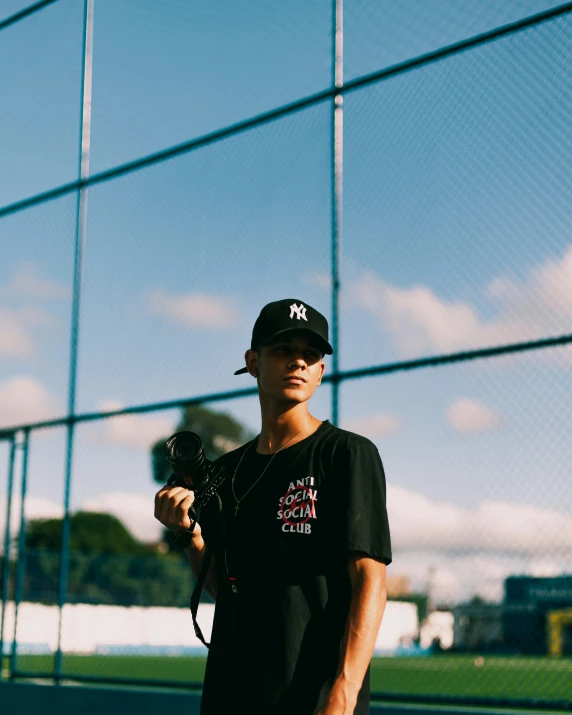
[1,0,571,708]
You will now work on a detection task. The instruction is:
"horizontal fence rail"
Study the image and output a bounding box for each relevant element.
[0,0,60,32]
[1,2,572,222]
[0,333,570,434]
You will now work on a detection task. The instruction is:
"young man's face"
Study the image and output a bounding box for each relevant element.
[247,331,325,405]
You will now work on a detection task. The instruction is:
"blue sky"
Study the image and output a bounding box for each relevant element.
[1,0,571,603]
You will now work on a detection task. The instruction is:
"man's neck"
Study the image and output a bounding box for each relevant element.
[257,402,321,454]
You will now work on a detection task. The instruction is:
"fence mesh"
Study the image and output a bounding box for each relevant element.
[1,0,571,707]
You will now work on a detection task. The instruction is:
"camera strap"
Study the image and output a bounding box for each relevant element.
[190,541,213,648]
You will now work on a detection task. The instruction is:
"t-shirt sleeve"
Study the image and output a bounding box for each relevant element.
[342,440,392,565]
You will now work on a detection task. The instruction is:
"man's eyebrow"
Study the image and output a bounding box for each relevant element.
[266,338,321,351]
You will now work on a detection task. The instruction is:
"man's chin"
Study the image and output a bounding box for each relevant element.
[267,387,312,404]
[281,385,316,402]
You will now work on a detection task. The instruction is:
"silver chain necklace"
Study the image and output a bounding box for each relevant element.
[231,417,313,516]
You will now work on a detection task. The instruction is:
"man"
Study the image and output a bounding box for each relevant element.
[154,299,392,714]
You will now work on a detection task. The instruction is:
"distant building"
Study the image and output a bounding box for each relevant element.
[503,575,572,655]
[452,603,503,652]
[451,575,572,654]
[420,610,454,650]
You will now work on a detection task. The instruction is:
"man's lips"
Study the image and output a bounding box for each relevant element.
[284,375,306,383]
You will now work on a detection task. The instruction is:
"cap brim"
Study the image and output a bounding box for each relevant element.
[261,327,333,356]
[233,328,333,375]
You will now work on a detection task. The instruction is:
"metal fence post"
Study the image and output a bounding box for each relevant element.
[0,433,17,675]
[9,429,30,677]
[331,0,343,426]
[54,0,94,681]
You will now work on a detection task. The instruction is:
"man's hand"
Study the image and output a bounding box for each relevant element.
[154,485,200,537]
[154,484,217,598]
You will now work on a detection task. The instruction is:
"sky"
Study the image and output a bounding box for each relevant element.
[0,0,571,605]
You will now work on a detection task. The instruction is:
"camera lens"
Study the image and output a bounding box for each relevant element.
[170,432,201,463]
[165,431,209,487]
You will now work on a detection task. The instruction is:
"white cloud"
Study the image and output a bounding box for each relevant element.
[389,549,570,605]
[0,307,34,358]
[0,262,69,299]
[349,245,572,357]
[387,485,572,603]
[342,412,401,439]
[446,398,503,434]
[148,289,238,330]
[487,245,572,327]
[349,272,501,355]
[25,496,65,520]
[0,264,66,359]
[16,305,59,329]
[95,400,174,451]
[0,376,60,429]
[303,272,332,291]
[388,484,572,555]
[80,492,162,543]
[1,302,60,360]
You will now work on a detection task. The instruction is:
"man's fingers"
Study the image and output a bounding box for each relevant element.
[166,489,195,524]
[178,493,195,515]
[170,488,195,510]
[154,485,186,515]
[175,494,195,530]
[154,487,169,501]
[154,484,195,528]
[154,485,183,506]
[154,486,173,519]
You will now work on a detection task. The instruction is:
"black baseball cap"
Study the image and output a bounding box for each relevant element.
[234,299,333,375]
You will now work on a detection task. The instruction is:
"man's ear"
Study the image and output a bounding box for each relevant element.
[245,349,259,378]
[317,359,325,385]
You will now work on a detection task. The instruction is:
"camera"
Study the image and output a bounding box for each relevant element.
[165,431,226,510]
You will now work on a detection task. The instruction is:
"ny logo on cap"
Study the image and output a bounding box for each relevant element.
[289,303,308,321]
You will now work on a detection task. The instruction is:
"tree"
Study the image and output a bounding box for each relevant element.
[26,511,148,555]
[22,512,195,607]
[151,404,255,485]
[469,594,487,606]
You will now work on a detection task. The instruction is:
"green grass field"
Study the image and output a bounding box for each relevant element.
[3,654,572,701]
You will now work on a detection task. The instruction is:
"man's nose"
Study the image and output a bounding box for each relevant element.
[288,354,307,368]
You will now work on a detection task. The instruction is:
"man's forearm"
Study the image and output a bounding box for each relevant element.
[183,533,218,600]
[323,558,387,712]
[338,576,386,692]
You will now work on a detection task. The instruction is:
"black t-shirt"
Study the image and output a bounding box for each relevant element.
[199,420,392,715]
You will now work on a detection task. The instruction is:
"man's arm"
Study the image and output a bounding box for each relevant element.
[154,485,219,600]
[318,552,387,715]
